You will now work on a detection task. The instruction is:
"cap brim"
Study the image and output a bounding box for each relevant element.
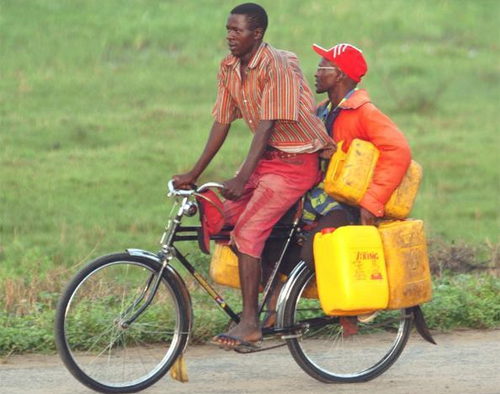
[312,43,329,58]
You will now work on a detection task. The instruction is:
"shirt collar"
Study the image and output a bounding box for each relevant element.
[327,88,358,112]
[247,41,267,69]
[222,42,268,70]
[339,88,371,110]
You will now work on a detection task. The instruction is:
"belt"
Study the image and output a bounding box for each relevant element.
[263,147,300,160]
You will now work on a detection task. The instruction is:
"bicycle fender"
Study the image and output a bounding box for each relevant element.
[275,261,310,330]
[126,248,193,351]
[412,305,437,345]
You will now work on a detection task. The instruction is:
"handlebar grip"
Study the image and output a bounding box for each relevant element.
[167,179,192,197]
[168,179,175,193]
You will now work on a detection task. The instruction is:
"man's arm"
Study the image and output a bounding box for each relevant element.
[358,106,412,219]
[222,120,275,200]
[172,121,231,188]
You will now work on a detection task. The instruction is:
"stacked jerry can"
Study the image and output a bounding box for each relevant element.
[313,220,431,315]
[209,138,431,316]
[315,139,431,315]
[324,139,422,220]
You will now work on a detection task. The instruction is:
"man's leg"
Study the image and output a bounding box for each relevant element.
[213,154,319,347]
[259,204,302,328]
[215,252,263,347]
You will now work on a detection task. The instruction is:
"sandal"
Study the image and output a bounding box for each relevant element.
[209,333,261,352]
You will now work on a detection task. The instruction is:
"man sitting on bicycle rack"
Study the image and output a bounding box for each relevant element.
[172,3,333,350]
[298,43,412,268]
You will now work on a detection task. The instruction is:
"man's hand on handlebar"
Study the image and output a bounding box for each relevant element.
[172,172,197,190]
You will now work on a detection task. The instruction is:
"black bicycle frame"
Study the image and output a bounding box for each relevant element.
[127,193,333,338]
[170,223,297,328]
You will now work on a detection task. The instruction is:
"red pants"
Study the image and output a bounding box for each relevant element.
[223,152,319,258]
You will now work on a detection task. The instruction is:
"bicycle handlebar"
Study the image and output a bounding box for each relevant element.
[167,179,224,197]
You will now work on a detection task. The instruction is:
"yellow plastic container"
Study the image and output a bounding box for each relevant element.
[384,162,423,219]
[377,220,432,309]
[323,139,422,219]
[210,243,241,289]
[313,226,389,316]
[209,244,319,298]
[324,140,379,206]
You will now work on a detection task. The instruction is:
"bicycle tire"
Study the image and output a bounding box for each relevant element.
[282,264,412,383]
[54,252,190,393]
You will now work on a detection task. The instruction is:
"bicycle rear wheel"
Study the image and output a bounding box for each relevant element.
[282,264,412,383]
[54,253,190,393]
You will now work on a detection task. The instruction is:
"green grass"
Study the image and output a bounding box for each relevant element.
[0,0,499,353]
[1,272,498,355]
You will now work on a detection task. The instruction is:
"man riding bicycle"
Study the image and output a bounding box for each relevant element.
[172,3,332,350]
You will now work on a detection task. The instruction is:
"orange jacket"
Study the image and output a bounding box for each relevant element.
[322,89,411,217]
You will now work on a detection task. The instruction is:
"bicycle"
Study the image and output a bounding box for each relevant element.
[54,180,419,393]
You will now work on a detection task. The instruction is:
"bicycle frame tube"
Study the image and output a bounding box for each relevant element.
[259,219,299,317]
[155,185,307,334]
[173,246,241,323]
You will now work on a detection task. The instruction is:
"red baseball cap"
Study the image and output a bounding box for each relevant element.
[312,43,367,83]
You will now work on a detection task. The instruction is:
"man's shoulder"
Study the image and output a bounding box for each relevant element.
[346,91,395,125]
[343,89,373,110]
[261,44,299,68]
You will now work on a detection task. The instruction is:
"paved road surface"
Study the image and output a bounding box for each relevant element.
[1,330,499,394]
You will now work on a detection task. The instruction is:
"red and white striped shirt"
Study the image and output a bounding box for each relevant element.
[212,43,333,153]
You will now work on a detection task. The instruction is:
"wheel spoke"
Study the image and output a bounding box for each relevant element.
[283,265,412,383]
[55,255,189,392]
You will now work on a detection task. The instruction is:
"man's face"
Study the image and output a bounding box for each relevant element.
[314,58,342,94]
[226,14,260,57]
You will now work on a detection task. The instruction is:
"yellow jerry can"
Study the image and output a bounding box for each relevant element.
[323,140,379,206]
[377,219,432,309]
[313,226,389,316]
[323,139,422,220]
[209,244,319,298]
[384,161,423,220]
[210,243,241,289]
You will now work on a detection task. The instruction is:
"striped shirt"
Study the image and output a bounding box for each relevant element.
[212,42,333,153]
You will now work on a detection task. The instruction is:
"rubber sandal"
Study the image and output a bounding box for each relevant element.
[209,333,261,351]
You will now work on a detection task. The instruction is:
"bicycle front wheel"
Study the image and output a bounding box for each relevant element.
[54,253,190,393]
[282,264,412,383]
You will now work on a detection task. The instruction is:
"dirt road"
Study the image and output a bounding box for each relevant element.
[1,330,499,394]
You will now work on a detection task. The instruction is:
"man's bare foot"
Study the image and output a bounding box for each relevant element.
[211,322,262,350]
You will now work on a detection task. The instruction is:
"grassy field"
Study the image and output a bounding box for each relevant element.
[0,0,499,352]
